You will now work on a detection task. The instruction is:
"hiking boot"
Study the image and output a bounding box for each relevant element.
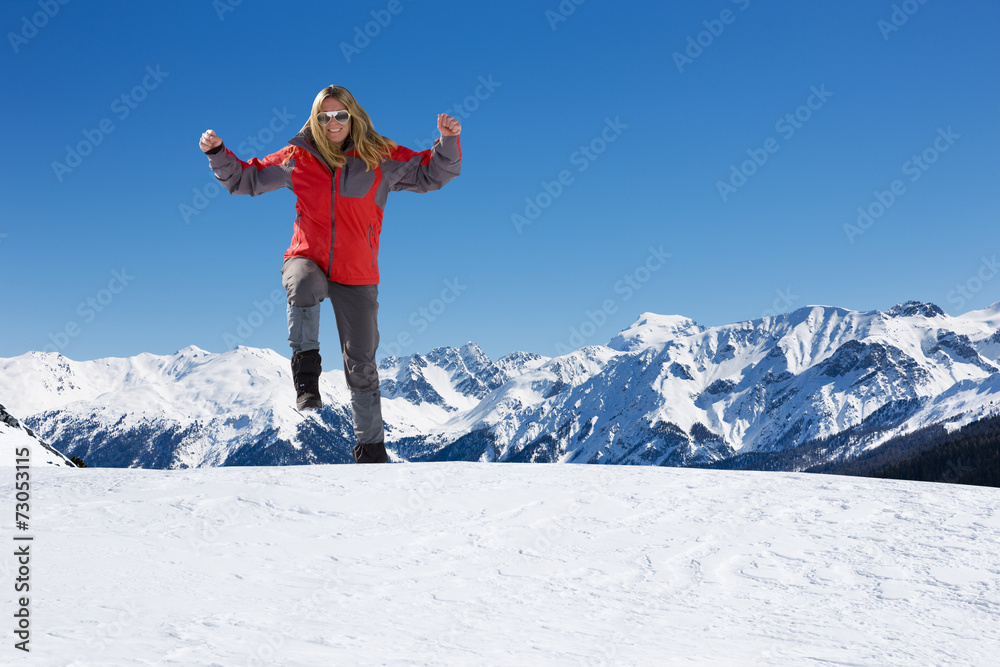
[352,441,388,464]
[291,349,323,410]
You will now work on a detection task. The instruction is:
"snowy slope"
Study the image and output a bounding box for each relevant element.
[1,300,998,469]
[0,403,74,468]
[3,463,998,665]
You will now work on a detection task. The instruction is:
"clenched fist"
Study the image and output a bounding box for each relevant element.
[199,129,223,153]
[437,114,461,137]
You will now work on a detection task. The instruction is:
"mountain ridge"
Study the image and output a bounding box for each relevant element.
[2,299,998,469]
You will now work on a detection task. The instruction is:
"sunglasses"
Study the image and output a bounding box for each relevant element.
[317,110,351,126]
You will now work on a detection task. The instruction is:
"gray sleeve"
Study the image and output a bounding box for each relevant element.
[387,135,462,194]
[207,145,294,196]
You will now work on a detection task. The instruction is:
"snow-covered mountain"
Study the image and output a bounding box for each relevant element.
[0,346,360,468]
[423,301,1000,467]
[1,300,999,469]
[0,402,75,467]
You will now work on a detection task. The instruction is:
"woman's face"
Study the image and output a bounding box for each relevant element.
[320,96,351,147]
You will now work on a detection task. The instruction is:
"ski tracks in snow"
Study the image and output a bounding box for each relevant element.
[8,463,999,665]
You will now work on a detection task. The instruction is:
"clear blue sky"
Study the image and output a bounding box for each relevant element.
[2,0,998,363]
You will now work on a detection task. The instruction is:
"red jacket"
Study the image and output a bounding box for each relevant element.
[207,128,461,284]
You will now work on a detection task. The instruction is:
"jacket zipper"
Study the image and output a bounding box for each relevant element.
[288,135,348,281]
[328,167,337,280]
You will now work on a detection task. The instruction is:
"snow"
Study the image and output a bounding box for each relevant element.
[1,402,75,468]
[0,422,73,468]
[607,312,703,351]
[956,300,1000,327]
[4,463,998,665]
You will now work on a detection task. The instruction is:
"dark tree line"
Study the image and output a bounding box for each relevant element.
[813,413,1000,489]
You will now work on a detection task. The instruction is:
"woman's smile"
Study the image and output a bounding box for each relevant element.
[320,98,350,146]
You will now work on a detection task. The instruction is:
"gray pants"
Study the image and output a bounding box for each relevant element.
[281,257,384,445]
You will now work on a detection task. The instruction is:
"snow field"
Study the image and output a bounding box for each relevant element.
[4,463,999,665]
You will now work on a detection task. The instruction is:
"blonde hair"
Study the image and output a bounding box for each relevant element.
[298,85,397,172]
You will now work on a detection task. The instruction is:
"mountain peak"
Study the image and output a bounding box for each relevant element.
[454,341,490,366]
[26,349,65,360]
[459,341,485,355]
[885,301,944,318]
[423,342,490,368]
[608,312,702,351]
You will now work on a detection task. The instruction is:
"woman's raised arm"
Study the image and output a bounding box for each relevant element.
[199,129,294,197]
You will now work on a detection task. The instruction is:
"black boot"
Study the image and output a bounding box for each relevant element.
[291,350,323,410]
[352,441,388,464]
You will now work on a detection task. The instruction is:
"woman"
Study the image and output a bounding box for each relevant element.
[199,85,462,464]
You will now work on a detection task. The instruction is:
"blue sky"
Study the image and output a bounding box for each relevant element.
[2,0,998,364]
